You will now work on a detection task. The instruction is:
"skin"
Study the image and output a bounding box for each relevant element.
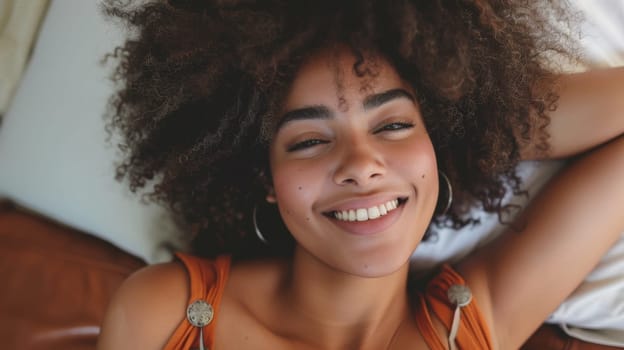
[97,50,624,349]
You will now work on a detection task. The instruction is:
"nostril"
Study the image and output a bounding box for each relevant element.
[339,173,382,186]
[333,150,385,186]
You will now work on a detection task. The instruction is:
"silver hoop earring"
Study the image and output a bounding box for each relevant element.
[253,205,269,245]
[438,171,453,216]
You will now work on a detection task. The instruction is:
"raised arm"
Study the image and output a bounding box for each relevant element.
[460,131,624,348]
[520,66,624,160]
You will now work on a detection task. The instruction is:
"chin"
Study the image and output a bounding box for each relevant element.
[338,249,413,279]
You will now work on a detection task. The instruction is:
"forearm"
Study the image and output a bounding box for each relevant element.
[464,133,624,348]
[520,67,624,160]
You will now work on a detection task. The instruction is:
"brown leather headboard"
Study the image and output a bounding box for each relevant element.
[0,201,145,350]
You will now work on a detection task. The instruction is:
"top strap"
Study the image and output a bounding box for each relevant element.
[414,265,495,350]
[163,253,231,350]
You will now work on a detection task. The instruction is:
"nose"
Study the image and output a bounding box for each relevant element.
[332,138,385,186]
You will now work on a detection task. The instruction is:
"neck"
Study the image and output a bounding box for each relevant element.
[275,247,411,349]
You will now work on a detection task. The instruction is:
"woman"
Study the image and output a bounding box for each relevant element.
[98,0,624,349]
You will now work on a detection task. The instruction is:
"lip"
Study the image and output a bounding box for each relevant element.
[322,196,408,236]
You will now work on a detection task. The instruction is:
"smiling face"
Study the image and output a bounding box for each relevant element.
[269,49,438,277]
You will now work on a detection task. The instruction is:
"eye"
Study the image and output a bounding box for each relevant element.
[287,138,329,152]
[374,122,414,134]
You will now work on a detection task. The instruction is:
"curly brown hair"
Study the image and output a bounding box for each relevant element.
[103,0,577,259]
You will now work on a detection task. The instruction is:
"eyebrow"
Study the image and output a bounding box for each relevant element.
[276,88,415,131]
[276,105,333,130]
[363,88,415,110]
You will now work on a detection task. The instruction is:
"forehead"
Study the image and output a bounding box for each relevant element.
[282,49,409,112]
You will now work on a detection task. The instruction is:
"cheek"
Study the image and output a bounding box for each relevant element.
[391,136,438,181]
[270,162,322,214]
[391,137,439,221]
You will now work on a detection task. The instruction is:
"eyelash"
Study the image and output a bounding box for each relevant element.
[287,139,329,152]
[374,121,414,133]
[286,122,415,152]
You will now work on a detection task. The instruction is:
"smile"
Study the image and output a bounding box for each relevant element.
[329,198,407,222]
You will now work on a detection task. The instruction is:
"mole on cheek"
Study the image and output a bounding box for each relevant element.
[298,186,302,190]
[421,174,425,179]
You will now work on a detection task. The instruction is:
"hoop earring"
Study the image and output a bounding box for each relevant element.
[438,171,453,216]
[253,205,269,245]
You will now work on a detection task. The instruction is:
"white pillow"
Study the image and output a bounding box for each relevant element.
[0,0,185,263]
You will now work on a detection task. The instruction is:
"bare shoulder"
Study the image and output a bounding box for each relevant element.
[97,261,189,350]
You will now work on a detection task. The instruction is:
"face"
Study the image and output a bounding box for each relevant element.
[269,49,438,277]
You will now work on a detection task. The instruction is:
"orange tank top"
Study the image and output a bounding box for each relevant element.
[164,253,494,349]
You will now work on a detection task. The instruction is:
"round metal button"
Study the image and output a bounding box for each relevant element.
[187,300,214,327]
[447,284,472,307]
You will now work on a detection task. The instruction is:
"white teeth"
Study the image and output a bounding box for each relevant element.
[379,204,387,215]
[332,199,400,222]
[356,208,368,221]
[368,206,380,219]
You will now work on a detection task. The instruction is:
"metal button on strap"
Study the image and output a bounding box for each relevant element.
[187,300,214,350]
[448,284,472,307]
[187,300,214,326]
[447,284,472,350]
